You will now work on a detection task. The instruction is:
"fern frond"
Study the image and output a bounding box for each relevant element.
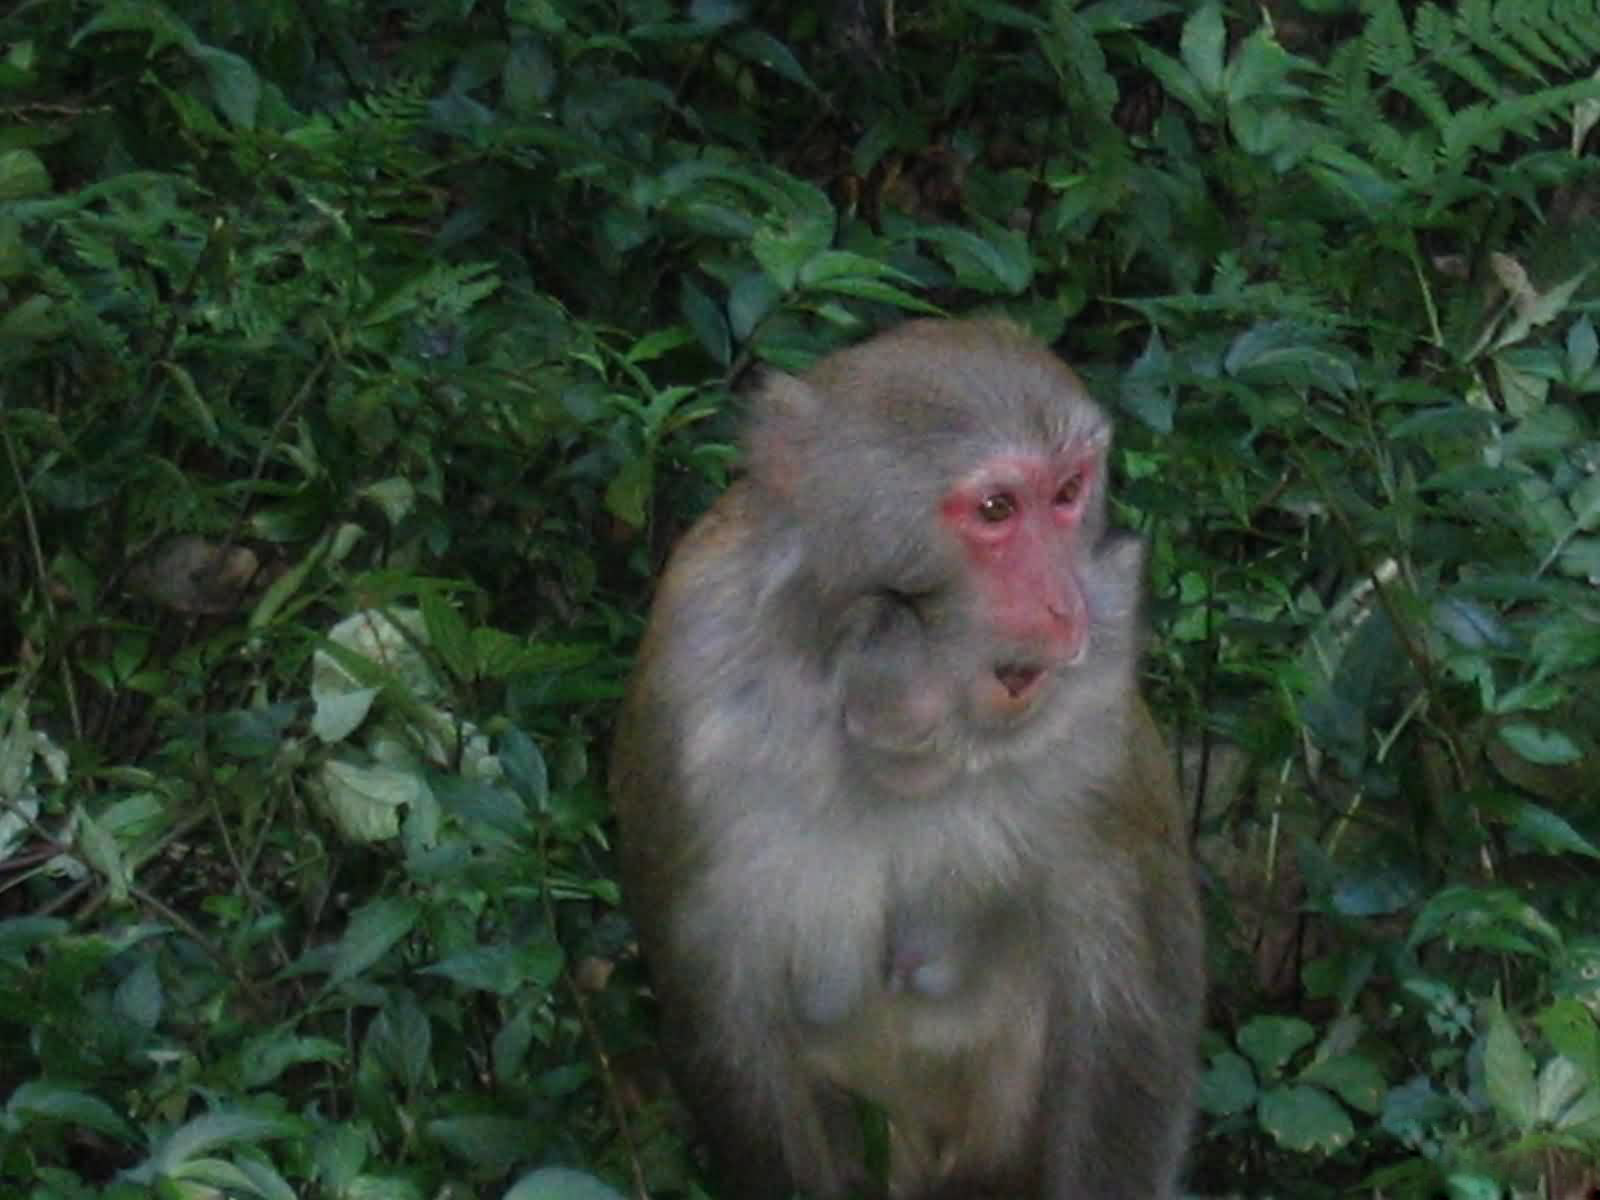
[1364,0,1414,77]
[1456,0,1549,82]
[1415,6,1505,102]
[1316,0,1600,197]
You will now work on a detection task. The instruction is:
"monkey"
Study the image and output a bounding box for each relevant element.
[610,318,1204,1200]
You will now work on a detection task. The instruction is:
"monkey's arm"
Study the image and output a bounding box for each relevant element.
[1041,702,1203,1200]
[611,489,869,1199]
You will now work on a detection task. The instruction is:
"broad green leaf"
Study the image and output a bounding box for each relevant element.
[320,760,420,841]
[313,688,379,744]
[505,1167,629,1200]
[1197,1051,1257,1116]
[4,1081,132,1139]
[1408,884,1561,955]
[0,149,48,201]
[360,478,416,527]
[421,591,474,683]
[76,806,129,904]
[726,29,815,91]
[605,452,653,529]
[1569,317,1599,378]
[1509,803,1600,859]
[1179,3,1226,100]
[1238,1016,1315,1078]
[1498,723,1582,766]
[919,225,1032,294]
[1259,1084,1355,1152]
[1483,1005,1539,1131]
[140,1112,303,1178]
[422,938,564,994]
[499,726,550,810]
[680,278,732,364]
[729,269,782,340]
[810,276,941,311]
[325,898,421,987]
[428,1116,539,1173]
[191,46,260,129]
[1299,1053,1386,1115]
[238,1033,346,1089]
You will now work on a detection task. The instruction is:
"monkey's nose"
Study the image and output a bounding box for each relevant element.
[994,663,1044,699]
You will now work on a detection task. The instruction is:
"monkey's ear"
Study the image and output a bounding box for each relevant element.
[744,371,825,497]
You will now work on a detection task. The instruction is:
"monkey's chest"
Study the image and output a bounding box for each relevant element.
[794,903,1049,1153]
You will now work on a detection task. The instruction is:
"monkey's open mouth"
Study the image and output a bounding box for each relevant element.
[994,663,1045,700]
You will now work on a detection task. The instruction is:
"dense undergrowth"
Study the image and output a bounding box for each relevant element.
[3,0,1600,1196]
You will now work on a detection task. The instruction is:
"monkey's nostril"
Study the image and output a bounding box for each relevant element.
[994,663,1043,699]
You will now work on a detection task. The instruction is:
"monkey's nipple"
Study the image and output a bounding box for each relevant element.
[993,663,1045,701]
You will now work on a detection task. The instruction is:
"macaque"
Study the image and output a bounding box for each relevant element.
[610,318,1204,1200]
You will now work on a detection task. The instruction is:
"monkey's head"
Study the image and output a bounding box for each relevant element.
[745,319,1140,750]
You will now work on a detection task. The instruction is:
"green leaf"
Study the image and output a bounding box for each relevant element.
[1509,803,1600,860]
[139,1112,303,1179]
[1408,884,1562,956]
[809,275,942,312]
[114,959,162,1028]
[605,452,653,528]
[190,46,260,129]
[1197,1051,1258,1116]
[1331,862,1424,917]
[1498,722,1582,766]
[428,1116,539,1173]
[422,938,564,994]
[504,38,557,109]
[0,149,49,201]
[1444,1173,1501,1200]
[1298,1053,1386,1115]
[752,207,836,290]
[4,1081,134,1139]
[319,760,420,841]
[76,806,130,904]
[726,29,815,91]
[237,1033,345,1089]
[360,478,416,527]
[1224,25,1305,106]
[626,326,695,364]
[500,726,550,811]
[505,1167,629,1200]
[1258,1083,1355,1152]
[0,916,71,961]
[1139,43,1214,119]
[1180,3,1227,101]
[919,224,1033,294]
[1483,1004,1539,1131]
[729,269,782,340]
[680,278,732,364]
[312,687,379,744]
[1121,330,1176,432]
[421,590,474,683]
[1568,317,1598,379]
[797,250,917,286]
[1237,1016,1316,1078]
[72,1,198,54]
[326,897,422,988]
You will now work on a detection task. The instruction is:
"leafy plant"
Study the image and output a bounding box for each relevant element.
[3,0,1600,1196]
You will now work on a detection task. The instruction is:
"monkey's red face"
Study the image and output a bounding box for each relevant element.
[939,447,1101,719]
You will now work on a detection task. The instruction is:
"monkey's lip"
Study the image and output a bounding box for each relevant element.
[993,663,1047,702]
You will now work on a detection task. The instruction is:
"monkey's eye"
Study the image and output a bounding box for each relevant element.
[977,493,1017,523]
[1055,473,1086,507]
